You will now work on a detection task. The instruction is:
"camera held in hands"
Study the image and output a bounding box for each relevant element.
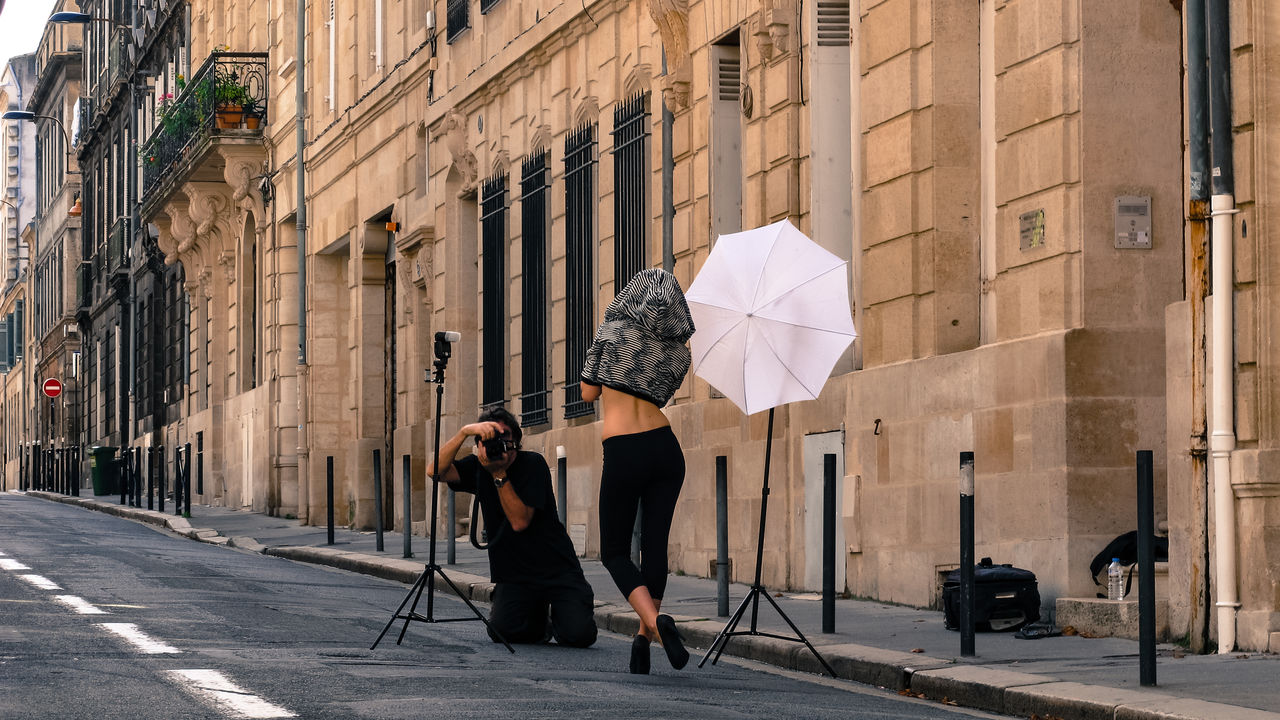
[482,431,516,458]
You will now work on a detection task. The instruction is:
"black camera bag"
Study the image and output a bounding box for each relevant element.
[942,557,1041,632]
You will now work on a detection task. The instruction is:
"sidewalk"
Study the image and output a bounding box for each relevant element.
[25,490,1280,720]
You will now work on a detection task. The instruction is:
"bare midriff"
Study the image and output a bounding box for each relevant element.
[599,385,670,440]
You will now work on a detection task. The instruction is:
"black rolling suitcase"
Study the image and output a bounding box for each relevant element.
[943,557,1041,632]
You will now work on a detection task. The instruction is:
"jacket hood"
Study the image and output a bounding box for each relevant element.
[604,268,695,343]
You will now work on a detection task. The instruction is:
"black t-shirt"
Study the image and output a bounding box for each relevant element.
[450,451,586,587]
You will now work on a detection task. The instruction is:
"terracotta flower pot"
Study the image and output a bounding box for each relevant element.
[216,103,244,128]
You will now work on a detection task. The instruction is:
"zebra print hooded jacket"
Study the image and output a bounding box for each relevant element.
[581,268,696,408]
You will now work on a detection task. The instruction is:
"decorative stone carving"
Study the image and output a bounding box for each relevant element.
[441,110,478,196]
[219,147,269,233]
[757,0,795,60]
[182,183,238,262]
[645,0,692,111]
[219,251,237,284]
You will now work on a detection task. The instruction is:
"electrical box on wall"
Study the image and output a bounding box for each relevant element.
[1115,196,1152,249]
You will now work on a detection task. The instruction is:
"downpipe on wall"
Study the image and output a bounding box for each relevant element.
[1206,0,1237,654]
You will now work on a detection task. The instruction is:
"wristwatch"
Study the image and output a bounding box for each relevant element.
[492,472,508,488]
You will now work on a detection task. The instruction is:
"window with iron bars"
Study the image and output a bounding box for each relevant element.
[446,0,470,42]
[612,92,650,291]
[519,151,550,428]
[480,172,507,410]
[563,123,597,420]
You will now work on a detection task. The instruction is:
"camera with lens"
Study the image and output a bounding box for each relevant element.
[481,432,516,458]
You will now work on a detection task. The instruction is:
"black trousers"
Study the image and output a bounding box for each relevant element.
[598,426,685,600]
[488,579,597,648]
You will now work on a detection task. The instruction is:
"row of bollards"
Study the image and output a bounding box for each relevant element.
[115,444,194,515]
[957,450,1158,686]
[26,445,80,495]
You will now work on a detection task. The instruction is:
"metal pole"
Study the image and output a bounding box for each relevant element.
[196,432,204,496]
[661,49,674,273]
[146,447,153,510]
[446,485,456,564]
[183,442,191,516]
[120,450,128,505]
[960,451,976,657]
[822,453,836,633]
[157,445,165,513]
[1137,450,1157,686]
[716,454,729,617]
[373,448,384,551]
[402,454,412,559]
[326,456,335,545]
[173,446,183,516]
[134,448,142,508]
[556,447,568,526]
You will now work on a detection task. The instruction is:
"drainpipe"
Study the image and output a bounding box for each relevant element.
[1185,0,1212,655]
[660,49,673,274]
[1206,0,1238,654]
[128,4,138,446]
[295,0,310,522]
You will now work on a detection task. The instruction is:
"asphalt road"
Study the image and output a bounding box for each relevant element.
[0,493,1009,719]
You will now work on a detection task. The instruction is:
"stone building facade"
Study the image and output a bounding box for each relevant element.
[10,0,1278,652]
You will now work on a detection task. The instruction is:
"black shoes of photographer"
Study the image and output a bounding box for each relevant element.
[630,635,650,674]
[656,615,689,670]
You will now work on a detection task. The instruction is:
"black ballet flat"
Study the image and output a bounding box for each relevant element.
[655,615,688,670]
[630,635,651,674]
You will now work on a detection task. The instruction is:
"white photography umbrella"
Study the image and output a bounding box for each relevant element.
[686,219,857,415]
[686,218,855,676]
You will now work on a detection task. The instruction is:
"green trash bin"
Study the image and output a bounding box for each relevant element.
[89,446,119,496]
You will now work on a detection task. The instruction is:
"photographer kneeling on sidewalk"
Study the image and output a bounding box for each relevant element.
[429,407,598,648]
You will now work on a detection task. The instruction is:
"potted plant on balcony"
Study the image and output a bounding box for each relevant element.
[214,74,250,129]
[242,96,261,130]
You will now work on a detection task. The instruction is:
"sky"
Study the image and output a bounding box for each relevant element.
[0,0,58,73]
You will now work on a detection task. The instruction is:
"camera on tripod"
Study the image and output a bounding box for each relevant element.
[481,431,516,458]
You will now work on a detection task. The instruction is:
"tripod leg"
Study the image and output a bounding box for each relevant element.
[758,589,837,677]
[396,571,434,645]
[698,585,756,668]
[433,569,515,654]
[372,571,431,650]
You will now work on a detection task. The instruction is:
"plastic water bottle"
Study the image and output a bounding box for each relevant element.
[1107,558,1124,601]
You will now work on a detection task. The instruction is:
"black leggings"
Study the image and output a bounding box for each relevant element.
[598,426,685,600]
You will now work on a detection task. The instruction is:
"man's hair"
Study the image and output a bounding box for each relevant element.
[477,405,522,447]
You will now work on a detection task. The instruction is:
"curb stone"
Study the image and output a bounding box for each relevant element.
[21,491,1280,720]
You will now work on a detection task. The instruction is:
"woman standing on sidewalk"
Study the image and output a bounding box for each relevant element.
[581,268,696,674]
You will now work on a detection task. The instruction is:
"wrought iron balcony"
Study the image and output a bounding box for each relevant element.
[76,260,93,310]
[139,52,268,205]
[107,217,127,276]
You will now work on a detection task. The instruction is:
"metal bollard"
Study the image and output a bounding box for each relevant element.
[716,455,729,617]
[1137,450,1157,686]
[326,456,335,546]
[158,446,166,513]
[183,442,192,517]
[447,482,456,565]
[402,454,412,559]
[173,446,183,517]
[147,447,154,510]
[556,447,568,526]
[373,448,384,552]
[960,451,976,657]
[196,432,204,496]
[134,448,143,508]
[822,453,836,633]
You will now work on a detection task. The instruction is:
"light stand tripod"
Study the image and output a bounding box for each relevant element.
[698,407,835,676]
[371,332,514,652]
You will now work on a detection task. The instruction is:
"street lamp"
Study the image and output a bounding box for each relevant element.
[49,11,130,28]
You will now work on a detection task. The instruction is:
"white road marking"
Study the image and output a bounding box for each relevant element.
[168,669,297,718]
[18,574,61,590]
[53,595,107,614]
[97,623,181,654]
[0,559,30,570]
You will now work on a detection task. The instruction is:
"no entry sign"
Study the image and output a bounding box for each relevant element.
[42,378,62,398]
